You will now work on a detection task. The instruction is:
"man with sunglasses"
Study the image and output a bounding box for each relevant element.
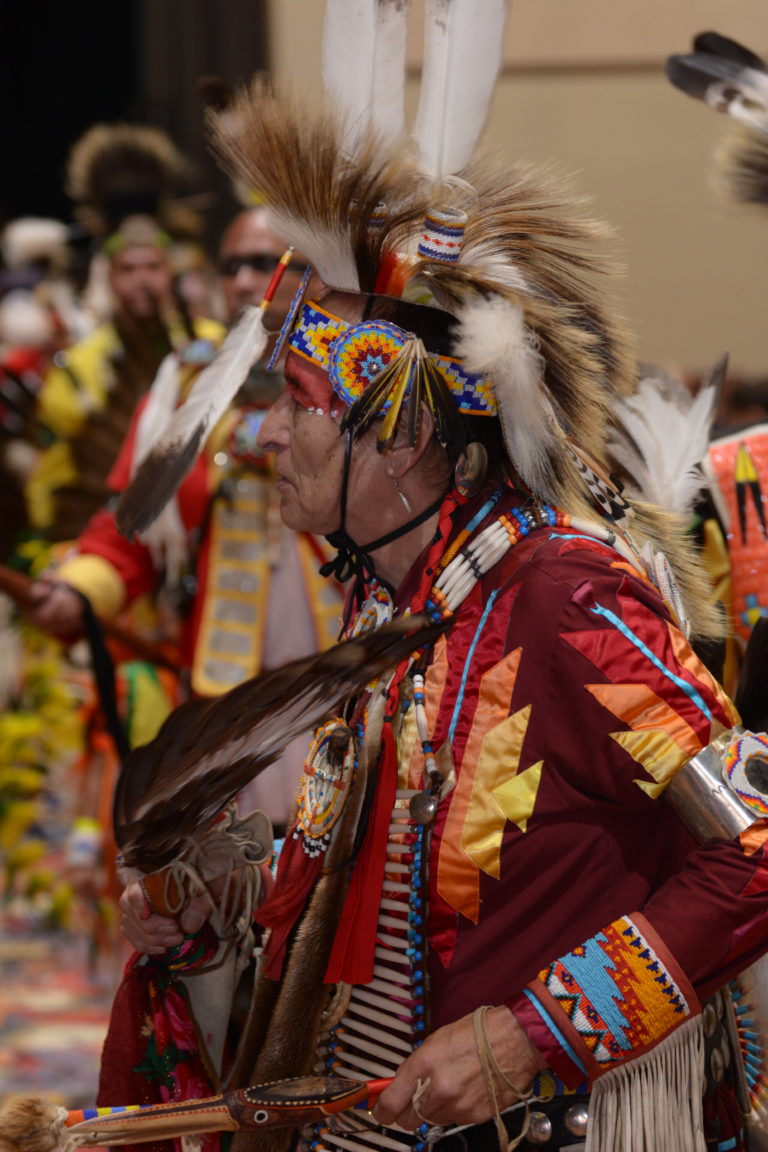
[217,207,307,326]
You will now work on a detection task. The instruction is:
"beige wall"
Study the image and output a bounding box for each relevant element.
[268,1,768,376]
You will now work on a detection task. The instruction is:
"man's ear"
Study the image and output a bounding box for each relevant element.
[384,403,439,480]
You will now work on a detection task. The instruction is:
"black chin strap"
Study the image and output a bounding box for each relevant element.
[320,427,444,618]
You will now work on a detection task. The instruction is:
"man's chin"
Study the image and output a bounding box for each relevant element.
[276,492,306,533]
[277,492,334,537]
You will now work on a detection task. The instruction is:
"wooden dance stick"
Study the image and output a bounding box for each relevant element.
[0,1076,393,1151]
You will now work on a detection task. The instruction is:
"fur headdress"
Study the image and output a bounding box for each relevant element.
[65,121,203,242]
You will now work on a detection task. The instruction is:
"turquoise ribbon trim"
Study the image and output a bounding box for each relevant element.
[523,989,589,1076]
[590,601,712,722]
[448,590,499,744]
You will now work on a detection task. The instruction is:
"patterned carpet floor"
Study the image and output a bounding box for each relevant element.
[0,915,121,1118]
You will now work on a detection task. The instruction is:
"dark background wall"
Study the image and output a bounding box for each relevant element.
[0,0,269,249]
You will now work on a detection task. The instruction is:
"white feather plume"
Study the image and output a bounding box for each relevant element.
[116,306,268,537]
[606,361,721,517]
[322,0,409,157]
[414,0,508,180]
[455,293,557,491]
[459,242,531,294]
[266,206,360,291]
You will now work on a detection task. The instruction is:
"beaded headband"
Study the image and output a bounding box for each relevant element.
[286,299,496,417]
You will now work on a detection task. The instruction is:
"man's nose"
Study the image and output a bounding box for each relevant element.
[257,393,290,452]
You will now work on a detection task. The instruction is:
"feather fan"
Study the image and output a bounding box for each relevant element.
[115,304,268,537]
[114,613,447,872]
[413,0,508,180]
[605,355,725,518]
[322,0,409,156]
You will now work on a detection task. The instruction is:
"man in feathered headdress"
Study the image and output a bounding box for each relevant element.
[105,8,768,1152]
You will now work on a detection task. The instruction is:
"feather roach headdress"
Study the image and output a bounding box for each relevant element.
[65,121,203,242]
[117,0,723,641]
[207,86,639,508]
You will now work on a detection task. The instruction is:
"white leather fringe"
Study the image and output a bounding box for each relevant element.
[585,1015,706,1152]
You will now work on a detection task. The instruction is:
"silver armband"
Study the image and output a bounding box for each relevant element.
[665,727,768,841]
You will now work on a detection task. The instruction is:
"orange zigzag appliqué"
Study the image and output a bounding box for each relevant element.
[437,647,525,922]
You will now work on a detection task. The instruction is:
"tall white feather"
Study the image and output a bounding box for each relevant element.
[414,0,508,180]
[116,305,268,536]
[139,305,267,471]
[322,0,410,156]
[606,362,721,517]
[455,294,558,493]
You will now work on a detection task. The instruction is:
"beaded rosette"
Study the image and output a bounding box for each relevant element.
[349,583,395,638]
[295,720,357,858]
[287,300,496,417]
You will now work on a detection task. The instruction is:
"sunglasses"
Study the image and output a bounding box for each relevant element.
[219,253,307,278]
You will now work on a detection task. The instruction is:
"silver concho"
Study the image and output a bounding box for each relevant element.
[564,1103,589,1138]
[409,791,439,825]
[703,1001,718,1038]
[527,1111,553,1144]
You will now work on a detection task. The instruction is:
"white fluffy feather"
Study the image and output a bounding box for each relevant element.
[266,207,360,291]
[455,294,557,490]
[459,242,531,294]
[607,364,719,516]
[322,0,409,156]
[414,0,508,179]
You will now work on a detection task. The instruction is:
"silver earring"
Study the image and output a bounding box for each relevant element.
[394,477,413,513]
